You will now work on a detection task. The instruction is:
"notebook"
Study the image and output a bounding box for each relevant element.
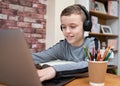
[0,29,75,86]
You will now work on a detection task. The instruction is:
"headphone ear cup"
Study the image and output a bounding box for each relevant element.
[83,19,92,31]
[60,25,62,31]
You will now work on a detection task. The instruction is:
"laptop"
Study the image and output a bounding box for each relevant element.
[0,29,75,86]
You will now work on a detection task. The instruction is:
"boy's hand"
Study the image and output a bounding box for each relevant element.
[37,67,56,82]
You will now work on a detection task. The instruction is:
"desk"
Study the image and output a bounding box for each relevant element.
[65,73,120,86]
[0,84,7,86]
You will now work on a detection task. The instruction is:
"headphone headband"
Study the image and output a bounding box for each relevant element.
[77,4,92,31]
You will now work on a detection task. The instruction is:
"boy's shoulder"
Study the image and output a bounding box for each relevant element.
[85,36,98,42]
[85,36,99,50]
[84,36,99,46]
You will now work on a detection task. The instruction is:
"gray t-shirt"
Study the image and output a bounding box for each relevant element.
[32,37,99,75]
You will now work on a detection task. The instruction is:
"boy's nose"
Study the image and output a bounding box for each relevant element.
[65,28,71,33]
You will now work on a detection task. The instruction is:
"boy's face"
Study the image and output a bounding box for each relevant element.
[61,14,84,46]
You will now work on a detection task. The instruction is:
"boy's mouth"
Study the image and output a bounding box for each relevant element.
[66,35,74,40]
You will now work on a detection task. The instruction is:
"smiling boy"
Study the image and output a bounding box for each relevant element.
[32,4,99,82]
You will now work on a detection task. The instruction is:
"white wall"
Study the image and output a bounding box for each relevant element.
[46,0,75,49]
[75,0,90,11]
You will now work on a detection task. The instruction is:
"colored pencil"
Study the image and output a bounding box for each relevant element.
[101,45,111,61]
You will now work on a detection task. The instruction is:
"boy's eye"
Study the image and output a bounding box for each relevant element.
[70,26,76,29]
[62,26,66,30]
[61,25,77,30]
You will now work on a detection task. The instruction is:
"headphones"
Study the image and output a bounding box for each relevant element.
[61,4,92,31]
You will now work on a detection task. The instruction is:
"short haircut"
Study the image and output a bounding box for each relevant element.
[60,4,86,22]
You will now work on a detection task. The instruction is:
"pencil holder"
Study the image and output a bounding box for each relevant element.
[88,61,108,86]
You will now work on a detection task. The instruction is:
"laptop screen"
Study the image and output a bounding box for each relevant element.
[0,29,42,86]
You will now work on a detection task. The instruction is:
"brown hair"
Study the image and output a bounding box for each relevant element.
[60,4,86,22]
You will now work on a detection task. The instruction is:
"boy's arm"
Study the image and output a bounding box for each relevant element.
[51,60,88,78]
[32,41,64,64]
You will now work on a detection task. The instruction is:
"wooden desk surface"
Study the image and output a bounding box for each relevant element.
[0,84,7,86]
[65,73,120,86]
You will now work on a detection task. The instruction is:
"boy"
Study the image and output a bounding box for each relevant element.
[32,4,99,82]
